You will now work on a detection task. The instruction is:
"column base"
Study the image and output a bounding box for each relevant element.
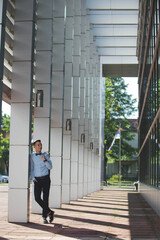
[70,183,77,200]
[8,188,29,223]
[49,185,61,208]
[31,184,41,214]
[62,184,70,204]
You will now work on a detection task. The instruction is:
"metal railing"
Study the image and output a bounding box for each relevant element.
[101,181,136,190]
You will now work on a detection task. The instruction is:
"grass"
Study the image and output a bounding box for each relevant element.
[107,181,134,186]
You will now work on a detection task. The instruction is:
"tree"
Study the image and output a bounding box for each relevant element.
[104,77,138,180]
[0,114,10,174]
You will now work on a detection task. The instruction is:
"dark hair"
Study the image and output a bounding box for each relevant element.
[33,139,41,146]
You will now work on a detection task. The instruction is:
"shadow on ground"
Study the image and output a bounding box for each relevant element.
[128,192,160,239]
[14,222,116,239]
[12,190,160,239]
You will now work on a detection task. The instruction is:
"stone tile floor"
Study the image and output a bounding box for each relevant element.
[1,185,160,240]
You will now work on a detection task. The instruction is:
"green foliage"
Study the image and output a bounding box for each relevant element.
[0,114,10,174]
[104,77,138,161]
[107,174,122,182]
[107,174,137,183]
[1,114,10,132]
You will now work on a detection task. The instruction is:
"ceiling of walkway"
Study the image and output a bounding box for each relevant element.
[86,0,139,77]
[2,0,139,104]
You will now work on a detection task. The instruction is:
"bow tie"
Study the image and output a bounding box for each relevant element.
[36,153,42,156]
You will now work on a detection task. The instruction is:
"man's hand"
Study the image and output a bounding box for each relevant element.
[33,179,37,182]
[41,155,47,162]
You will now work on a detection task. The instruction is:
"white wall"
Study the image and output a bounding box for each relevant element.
[139,182,160,217]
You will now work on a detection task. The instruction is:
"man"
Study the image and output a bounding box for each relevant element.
[30,139,54,224]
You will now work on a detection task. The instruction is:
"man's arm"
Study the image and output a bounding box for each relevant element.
[42,153,52,170]
[30,155,36,181]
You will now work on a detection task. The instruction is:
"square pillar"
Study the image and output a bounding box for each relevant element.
[62,0,74,204]
[97,57,101,190]
[78,0,86,198]
[8,0,36,222]
[31,0,53,214]
[0,0,6,121]
[83,12,90,196]
[88,27,94,194]
[70,0,81,201]
[92,47,98,192]
[50,0,66,208]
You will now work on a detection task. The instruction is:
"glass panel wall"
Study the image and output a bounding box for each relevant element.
[139,0,160,188]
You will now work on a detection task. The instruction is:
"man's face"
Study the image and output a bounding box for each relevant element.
[34,141,42,153]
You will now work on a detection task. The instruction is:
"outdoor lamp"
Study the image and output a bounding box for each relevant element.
[66,119,72,131]
[36,90,43,107]
[96,148,99,155]
[81,133,85,143]
[90,142,93,150]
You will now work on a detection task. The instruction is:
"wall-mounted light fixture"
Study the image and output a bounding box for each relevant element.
[90,142,93,150]
[36,90,43,107]
[96,148,99,155]
[66,119,72,131]
[81,133,85,143]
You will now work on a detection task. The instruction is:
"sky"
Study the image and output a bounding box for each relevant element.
[2,77,138,118]
[123,77,138,119]
[2,101,11,116]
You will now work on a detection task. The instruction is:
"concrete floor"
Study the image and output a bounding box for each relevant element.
[1,185,160,240]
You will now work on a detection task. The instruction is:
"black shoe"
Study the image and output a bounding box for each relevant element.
[48,211,54,223]
[43,217,48,224]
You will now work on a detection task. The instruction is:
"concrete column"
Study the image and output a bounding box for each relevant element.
[31,0,53,213]
[62,0,74,204]
[93,54,100,191]
[78,0,86,198]
[87,26,94,194]
[96,56,101,190]
[93,54,97,191]
[92,47,99,192]
[100,57,104,184]
[98,58,101,190]
[91,46,96,193]
[0,0,6,122]
[8,0,36,222]
[70,0,81,200]
[83,12,90,196]
[50,0,66,208]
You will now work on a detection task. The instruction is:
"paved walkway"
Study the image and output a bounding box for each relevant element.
[1,185,160,240]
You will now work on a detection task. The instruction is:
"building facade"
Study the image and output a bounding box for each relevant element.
[0,0,103,222]
[0,0,140,223]
[137,0,160,216]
